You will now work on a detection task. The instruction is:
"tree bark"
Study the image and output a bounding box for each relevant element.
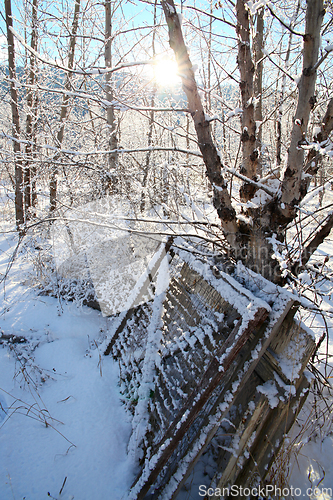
[276,0,300,168]
[5,0,24,229]
[25,0,39,215]
[104,0,118,194]
[253,7,264,176]
[161,0,239,250]
[140,0,157,213]
[236,0,259,201]
[49,0,81,212]
[279,0,324,222]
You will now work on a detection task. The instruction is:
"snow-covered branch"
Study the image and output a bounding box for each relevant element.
[10,26,151,76]
[293,211,333,273]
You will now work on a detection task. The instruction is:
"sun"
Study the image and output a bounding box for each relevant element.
[153,58,180,87]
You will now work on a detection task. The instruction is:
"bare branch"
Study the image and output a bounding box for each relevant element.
[266,5,304,37]
[223,166,275,197]
[161,0,239,250]
[292,212,333,273]
[312,45,333,72]
[9,26,151,76]
[184,5,236,29]
[305,98,333,176]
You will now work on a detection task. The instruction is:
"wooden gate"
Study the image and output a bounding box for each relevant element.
[104,246,316,499]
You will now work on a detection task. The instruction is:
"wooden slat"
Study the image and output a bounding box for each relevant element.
[131,305,269,500]
[165,300,296,500]
[208,317,316,498]
[104,237,173,355]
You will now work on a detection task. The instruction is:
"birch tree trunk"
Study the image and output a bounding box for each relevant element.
[236,0,259,201]
[104,0,118,194]
[140,0,158,213]
[279,0,324,223]
[253,7,264,176]
[5,0,24,229]
[162,0,239,250]
[25,0,38,215]
[276,0,300,168]
[49,0,81,212]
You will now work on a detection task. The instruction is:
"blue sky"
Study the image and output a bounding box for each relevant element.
[0,0,243,96]
[0,0,163,66]
[0,0,235,66]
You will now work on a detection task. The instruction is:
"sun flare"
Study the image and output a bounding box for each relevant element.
[153,58,180,87]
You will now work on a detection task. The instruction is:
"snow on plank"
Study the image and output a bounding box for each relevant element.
[104,247,314,499]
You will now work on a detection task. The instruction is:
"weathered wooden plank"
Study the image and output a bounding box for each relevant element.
[268,302,300,354]
[163,300,296,500]
[230,374,311,498]
[208,317,316,498]
[104,237,173,355]
[130,305,269,500]
[211,399,269,492]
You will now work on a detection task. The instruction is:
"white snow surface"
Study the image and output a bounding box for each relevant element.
[2,185,333,499]
[177,250,271,317]
[257,380,279,408]
[127,255,169,460]
[0,230,136,499]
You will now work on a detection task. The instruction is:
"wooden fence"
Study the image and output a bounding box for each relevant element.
[104,246,316,499]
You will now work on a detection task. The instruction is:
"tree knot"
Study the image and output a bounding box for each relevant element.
[303,33,313,43]
[250,149,259,162]
[309,95,317,109]
[241,129,250,142]
[303,67,313,77]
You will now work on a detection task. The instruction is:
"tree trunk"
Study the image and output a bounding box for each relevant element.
[279,0,324,222]
[253,7,264,176]
[161,0,239,251]
[49,0,81,212]
[207,1,213,112]
[5,0,24,229]
[25,0,39,215]
[236,0,259,201]
[276,0,300,168]
[140,0,157,213]
[104,0,118,195]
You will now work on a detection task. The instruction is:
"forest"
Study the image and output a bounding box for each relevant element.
[1,0,333,498]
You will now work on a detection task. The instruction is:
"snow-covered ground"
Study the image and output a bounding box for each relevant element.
[1,187,333,499]
[286,228,333,498]
[0,228,136,500]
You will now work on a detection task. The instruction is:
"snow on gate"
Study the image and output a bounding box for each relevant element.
[102,243,316,500]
